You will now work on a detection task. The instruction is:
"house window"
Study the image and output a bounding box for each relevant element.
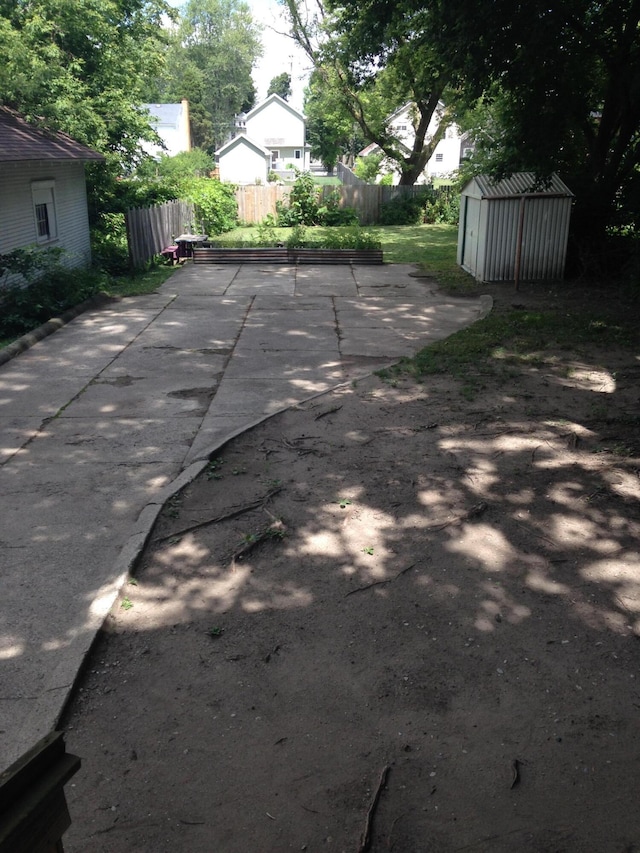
[270,150,279,169]
[31,180,57,243]
[435,153,444,162]
[294,149,302,160]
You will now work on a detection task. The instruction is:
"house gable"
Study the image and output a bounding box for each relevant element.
[216,135,270,185]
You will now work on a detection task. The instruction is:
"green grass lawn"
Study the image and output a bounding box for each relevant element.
[223,223,473,289]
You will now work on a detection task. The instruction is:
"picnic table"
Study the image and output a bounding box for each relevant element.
[175,233,208,259]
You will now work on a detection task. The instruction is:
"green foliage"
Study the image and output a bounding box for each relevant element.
[91,213,130,275]
[136,149,215,182]
[267,72,292,101]
[424,187,460,225]
[0,0,175,172]
[283,2,454,185]
[178,178,238,235]
[379,190,432,226]
[354,153,385,184]
[209,224,381,251]
[274,173,361,227]
[285,224,308,248]
[303,68,365,172]
[149,0,261,152]
[0,248,107,337]
[316,190,359,226]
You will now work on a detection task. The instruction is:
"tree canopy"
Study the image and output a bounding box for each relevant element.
[149,0,262,153]
[281,0,455,185]
[267,72,292,101]
[0,0,174,170]
[294,0,640,241]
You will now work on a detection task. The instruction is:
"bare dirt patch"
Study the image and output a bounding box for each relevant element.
[62,282,640,853]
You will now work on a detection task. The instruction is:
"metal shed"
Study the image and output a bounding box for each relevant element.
[457,172,573,284]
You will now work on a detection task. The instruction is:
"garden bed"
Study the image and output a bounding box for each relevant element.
[192,246,384,265]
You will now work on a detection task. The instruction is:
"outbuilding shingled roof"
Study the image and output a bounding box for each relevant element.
[0,106,104,162]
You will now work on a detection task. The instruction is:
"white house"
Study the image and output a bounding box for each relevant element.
[0,106,104,285]
[140,100,192,159]
[359,101,464,184]
[216,94,310,184]
[215,135,272,186]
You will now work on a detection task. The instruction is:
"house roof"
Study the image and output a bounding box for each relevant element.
[466,172,573,198]
[244,93,306,124]
[141,103,184,128]
[215,134,271,158]
[0,106,104,162]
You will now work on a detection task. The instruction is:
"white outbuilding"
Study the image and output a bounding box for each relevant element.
[457,173,573,284]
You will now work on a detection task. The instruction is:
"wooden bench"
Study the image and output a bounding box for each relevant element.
[160,244,180,265]
[0,731,81,853]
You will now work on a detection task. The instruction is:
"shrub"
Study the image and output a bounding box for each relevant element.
[425,187,460,225]
[178,178,238,235]
[0,247,107,338]
[379,189,433,225]
[317,190,359,226]
[91,212,130,275]
[275,170,321,226]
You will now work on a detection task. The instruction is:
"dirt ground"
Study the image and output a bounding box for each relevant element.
[61,279,640,853]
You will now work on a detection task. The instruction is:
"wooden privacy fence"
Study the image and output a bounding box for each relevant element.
[125,200,195,269]
[235,184,435,225]
[125,185,451,267]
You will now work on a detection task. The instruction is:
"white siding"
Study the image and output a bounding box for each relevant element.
[246,100,306,148]
[219,143,269,185]
[0,160,92,281]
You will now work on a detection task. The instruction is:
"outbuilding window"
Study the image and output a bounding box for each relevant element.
[31,180,57,243]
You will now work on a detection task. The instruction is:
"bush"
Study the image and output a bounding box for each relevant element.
[317,190,359,226]
[379,190,433,225]
[178,178,238,235]
[425,187,460,225]
[91,212,130,275]
[0,247,108,338]
[275,170,321,226]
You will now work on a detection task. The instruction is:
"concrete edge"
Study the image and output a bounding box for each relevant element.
[37,290,494,743]
[0,293,121,367]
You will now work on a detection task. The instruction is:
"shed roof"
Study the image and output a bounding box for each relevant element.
[465,172,573,199]
[0,106,104,162]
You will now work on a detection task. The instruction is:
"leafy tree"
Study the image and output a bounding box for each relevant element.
[320,0,640,244]
[0,0,174,171]
[153,0,262,152]
[353,152,384,183]
[281,0,456,185]
[267,72,292,101]
[304,68,364,173]
[136,149,215,182]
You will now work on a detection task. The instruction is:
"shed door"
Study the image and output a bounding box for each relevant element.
[461,196,480,274]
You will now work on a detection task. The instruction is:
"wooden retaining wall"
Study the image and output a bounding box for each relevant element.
[192,247,383,265]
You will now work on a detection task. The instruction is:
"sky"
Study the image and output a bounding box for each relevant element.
[247,0,310,110]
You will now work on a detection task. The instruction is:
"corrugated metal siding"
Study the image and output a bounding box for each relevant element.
[458,172,573,282]
[0,160,91,286]
[473,171,573,198]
